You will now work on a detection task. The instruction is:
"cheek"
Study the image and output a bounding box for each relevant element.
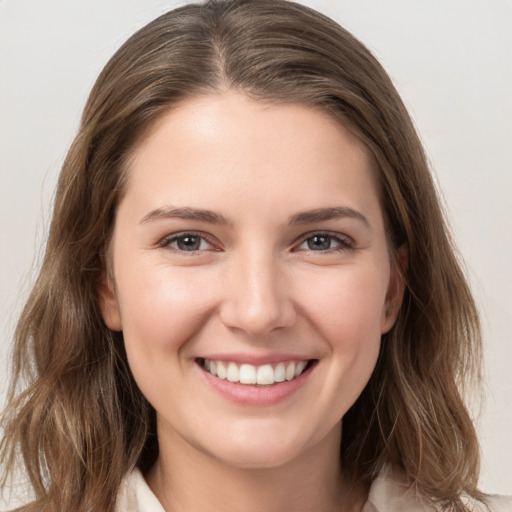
[116,264,218,356]
[297,263,389,347]
[289,264,388,434]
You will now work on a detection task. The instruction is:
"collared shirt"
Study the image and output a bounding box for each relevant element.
[115,466,512,511]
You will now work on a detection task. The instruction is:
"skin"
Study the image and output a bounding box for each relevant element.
[100,92,405,512]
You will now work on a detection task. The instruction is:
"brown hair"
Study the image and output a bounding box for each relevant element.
[1,1,483,510]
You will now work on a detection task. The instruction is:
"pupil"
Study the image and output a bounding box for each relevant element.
[308,235,330,250]
[177,236,200,251]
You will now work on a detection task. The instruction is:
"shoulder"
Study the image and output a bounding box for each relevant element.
[115,468,165,512]
[364,466,512,512]
[363,465,436,512]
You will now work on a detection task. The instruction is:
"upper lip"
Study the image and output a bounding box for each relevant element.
[197,353,315,365]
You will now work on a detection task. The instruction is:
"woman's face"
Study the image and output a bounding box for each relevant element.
[100,92,403,469]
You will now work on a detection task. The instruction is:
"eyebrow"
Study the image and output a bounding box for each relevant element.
[140,205,370,229]
[140,206,231,225]
[288,207,370,228]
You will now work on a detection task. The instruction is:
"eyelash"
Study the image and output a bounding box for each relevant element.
[158,231,354,254]
[294,231,355,253]
[158,231,218,253]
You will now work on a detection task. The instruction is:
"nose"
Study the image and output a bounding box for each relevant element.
[219,251,297,337]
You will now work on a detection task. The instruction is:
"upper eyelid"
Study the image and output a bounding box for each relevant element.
[294,230,354,246]
[157,230,353,250]
[159,231,219,250]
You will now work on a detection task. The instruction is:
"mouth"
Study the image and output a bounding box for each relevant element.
[196,358,316,386]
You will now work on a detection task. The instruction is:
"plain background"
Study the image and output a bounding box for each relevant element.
[1,0,510,505]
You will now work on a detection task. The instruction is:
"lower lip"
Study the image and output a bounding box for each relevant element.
[199,362,315,406]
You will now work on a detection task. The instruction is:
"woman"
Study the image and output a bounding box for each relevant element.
[1,1,509,510]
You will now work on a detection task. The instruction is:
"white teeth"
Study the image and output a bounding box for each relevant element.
[274,363,286,382]
[256,364,274,385]
[202,359,310,385]
[239,364,257,384]
[285,362,296,381]
[216,361,227,380]
[227,362,239,383]
[295,360,307,377]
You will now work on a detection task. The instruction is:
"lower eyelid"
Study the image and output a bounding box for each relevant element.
[332,236,353,247]
[158,232,354,252]
[159,233,214,251]
[295,233,354,251]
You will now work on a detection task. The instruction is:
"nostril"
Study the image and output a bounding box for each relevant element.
[219,302,297,337]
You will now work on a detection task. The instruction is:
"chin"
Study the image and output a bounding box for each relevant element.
[197,421,320,470]
[209,443,303,470]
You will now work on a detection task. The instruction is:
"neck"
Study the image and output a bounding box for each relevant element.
[146,422,366,512]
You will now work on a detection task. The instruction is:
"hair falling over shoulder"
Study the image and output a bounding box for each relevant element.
[1,1,485,511]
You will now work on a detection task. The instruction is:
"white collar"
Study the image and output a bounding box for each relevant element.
[116,467,165,512]
[117,464,495,512]
[362,465,436,512]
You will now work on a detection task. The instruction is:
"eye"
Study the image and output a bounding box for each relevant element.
[295,232,353,252]
[160,232,217,252]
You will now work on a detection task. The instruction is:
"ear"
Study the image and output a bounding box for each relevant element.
[380,245,407,334]
[98,273,122,331]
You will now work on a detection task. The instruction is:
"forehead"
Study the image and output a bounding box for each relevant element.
[129,93,373,173]
[121,92,382,226]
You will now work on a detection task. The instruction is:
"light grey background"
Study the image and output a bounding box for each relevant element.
[1,0,511,505]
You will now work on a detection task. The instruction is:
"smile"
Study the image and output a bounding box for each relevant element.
[198,358,312,386]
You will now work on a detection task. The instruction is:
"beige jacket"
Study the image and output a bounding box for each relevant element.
[115,466,512,511]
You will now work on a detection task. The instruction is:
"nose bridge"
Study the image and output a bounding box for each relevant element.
[220,246,295,336]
